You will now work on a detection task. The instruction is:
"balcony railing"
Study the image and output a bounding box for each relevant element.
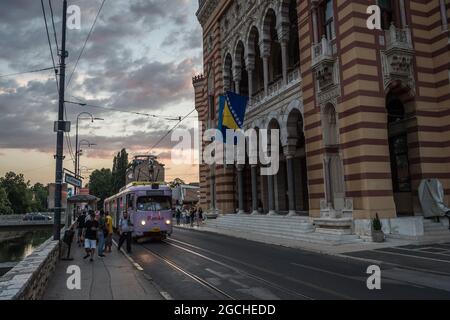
[311,36,333,68]
[385,23,413,51]
[247,68,301,113]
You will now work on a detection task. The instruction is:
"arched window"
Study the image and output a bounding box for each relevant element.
[323,103,338,146]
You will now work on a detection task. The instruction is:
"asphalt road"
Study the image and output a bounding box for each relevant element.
[127,228,450,300]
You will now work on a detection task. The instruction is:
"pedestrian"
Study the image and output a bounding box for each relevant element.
[83,211,99,262]
[197,207,203,226]
[190,207,196,227]
[76,210,87,247]
[97,210,107,258]
[105,211,113,253]
[118,211,133,254]
[175,204,181,226]
[62,225,75,260]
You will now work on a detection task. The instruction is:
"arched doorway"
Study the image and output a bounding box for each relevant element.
[387,93,413,215]
[286,108,309,214]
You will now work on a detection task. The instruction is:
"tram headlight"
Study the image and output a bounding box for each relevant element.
[141,220,146,226]
[165,219,171,225]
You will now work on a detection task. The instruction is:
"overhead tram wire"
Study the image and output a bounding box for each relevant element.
[65,98,183,121]
[48,0,59,51]
[65,0,107,90]
[42,0,75,165]
[0,67,56,78]
[148,108,196,154]
[40,0,59,91]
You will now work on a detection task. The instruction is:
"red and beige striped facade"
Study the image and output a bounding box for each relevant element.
[192,0,450,221]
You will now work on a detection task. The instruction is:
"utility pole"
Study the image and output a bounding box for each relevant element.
[53,0,68,241]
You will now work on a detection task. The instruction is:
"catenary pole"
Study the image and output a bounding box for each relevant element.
[53,0,68,240]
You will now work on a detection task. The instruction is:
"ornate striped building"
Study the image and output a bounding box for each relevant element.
[192,0,450,233]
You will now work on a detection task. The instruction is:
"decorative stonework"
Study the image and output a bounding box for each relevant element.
[380,24,416,94]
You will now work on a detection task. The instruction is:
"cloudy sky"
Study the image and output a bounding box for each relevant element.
[0,0,203,185]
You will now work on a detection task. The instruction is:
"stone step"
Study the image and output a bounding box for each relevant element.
[209,222,312,233]
[207,225,362,245]
[212,220,315,229]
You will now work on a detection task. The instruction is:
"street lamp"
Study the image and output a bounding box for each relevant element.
[74,112,103,193]
[77,139,96,179]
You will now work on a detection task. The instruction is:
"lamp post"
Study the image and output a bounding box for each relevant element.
[77,139,96,181]
[74,112,103,193]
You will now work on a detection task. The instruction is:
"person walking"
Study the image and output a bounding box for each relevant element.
[197,207,204,226]
[190,207,196,227]
[83,211,99,262]
[118,211,133,254]
[97,210,107,258]
[175,204,181,226]
[76,210,87,247]
[104,212,113,253]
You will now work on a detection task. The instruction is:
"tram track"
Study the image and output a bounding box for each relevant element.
[161,238,316,300]
[140,243,237,300]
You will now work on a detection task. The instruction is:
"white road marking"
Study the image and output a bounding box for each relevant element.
[375,249,450,264]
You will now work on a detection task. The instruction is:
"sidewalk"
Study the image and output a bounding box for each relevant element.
[43,240,163,300]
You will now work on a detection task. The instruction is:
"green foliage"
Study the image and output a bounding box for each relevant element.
[89,168,113,209]
[112,148,128,194]
[0,187,13,215]
[0,172,33,214]
[30,183,48,212]
[372,213,383,231]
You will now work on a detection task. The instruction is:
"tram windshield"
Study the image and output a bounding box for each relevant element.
[136,196,171,211]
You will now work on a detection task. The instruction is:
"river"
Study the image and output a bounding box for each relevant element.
[0,229,53,276]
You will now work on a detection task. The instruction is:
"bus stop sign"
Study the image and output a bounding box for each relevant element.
[65,174,82,188]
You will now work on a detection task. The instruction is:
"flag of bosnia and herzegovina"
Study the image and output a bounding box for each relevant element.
[217,91,249,144]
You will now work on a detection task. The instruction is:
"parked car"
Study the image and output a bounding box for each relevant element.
[23,213,52,221]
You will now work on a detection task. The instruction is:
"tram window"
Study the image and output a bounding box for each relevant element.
[136,196,171,211]
[126,194,134,209]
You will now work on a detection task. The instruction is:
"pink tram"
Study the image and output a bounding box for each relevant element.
[104,182,173,240]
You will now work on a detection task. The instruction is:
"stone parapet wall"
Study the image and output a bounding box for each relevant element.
[0,237,60,300]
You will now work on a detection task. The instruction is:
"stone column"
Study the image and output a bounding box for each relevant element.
[278,25,290,85]
[440,0,449,31]
[280,40,288,85]
[266,172,276,216]
[283,144,297,216]
[246,54,255,104]
[323,155,333,208]
[237,165,245,214]
[251,165,259,215]
[311,1,319,43]
[399,0,407,28]
[233,66,242,95]
[260,40,270,96]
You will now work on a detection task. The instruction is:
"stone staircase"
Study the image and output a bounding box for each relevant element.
[422,218,450,238]
[206,214,363,246]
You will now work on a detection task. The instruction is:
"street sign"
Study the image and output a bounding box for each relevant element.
[65,174,82,188]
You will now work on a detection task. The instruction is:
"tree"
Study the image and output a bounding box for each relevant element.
[30,183,48,212]
[0,172,33,214]
[0,187,13,215]
[111,148,128,193]
[89,168,113,210]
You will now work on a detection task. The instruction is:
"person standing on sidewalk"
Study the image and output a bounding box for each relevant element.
[97,210,107,258]
[76,210,87,247]
[105,212,113,253]
[83,211,99,262]
[118,211,133,254]
[175,204,181,226]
